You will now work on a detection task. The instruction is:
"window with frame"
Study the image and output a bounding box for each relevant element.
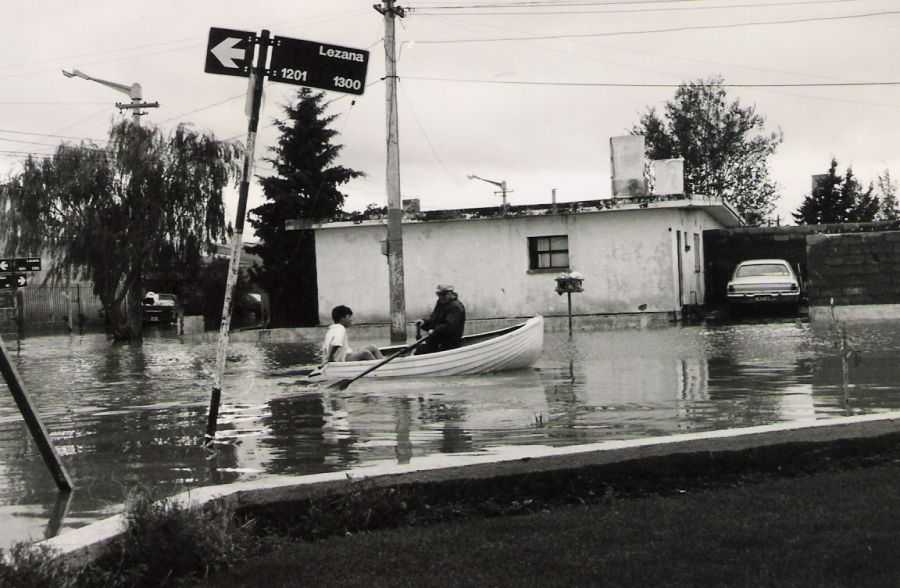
[528,235,569,270]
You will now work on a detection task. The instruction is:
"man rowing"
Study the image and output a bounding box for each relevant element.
[414,284,466,355]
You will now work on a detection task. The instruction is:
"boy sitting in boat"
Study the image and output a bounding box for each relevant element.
[322,305,384,362]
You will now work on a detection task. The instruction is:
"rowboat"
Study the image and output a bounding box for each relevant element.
[308,315,544,382]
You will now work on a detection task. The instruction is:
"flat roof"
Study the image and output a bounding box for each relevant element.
[289,193,743,231]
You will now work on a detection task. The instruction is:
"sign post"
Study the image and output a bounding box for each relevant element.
[555,272,585,338]
[0,257,71,491]
[202,27,369,445]
[205,29,270,446]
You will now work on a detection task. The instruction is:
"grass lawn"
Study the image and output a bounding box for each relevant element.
[203,460,900,587]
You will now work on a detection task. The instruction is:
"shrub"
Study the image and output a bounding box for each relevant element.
[85,491,255,587]
[0,542,75,588]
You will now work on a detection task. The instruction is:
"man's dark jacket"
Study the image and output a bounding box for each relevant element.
[421,294,466,351]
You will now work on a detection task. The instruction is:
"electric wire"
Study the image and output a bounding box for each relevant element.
[411,9,900,43]
[409,0,864,15]
[422,12,863,86]
[397,80,464,187]
[403,76,900,87]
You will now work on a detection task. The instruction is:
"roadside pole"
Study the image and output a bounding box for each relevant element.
[201,26,368,443]
[205,30,270,445]
[379,0,408,344]
[0,335,73,491]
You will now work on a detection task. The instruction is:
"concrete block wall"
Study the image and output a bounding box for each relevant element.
[807,231,900,306]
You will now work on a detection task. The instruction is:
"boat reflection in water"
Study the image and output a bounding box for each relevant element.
[2,317,900,546]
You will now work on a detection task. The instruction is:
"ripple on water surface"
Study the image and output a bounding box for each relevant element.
[2,318,900,546]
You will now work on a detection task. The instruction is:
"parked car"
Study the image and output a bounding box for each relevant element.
[142,292,178,324]
[727,259,801,307]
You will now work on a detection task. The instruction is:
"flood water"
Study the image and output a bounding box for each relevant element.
[2,317,900,547]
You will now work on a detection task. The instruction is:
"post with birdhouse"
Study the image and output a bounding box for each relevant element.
[555,272,584,338]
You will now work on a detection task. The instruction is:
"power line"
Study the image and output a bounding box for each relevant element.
[155,90,250,126]
[0,9,375,82]
[0,101,110,106]
[404,76,900,88]
[410,0,864,15]
[411,0,722,7]
[423,12,863,86]
[398,80,463,187]
[412,10,900,43]
[0,128,108,142]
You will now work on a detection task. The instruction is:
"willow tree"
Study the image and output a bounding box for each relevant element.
[0,121,241,341]
[632,76,783,225]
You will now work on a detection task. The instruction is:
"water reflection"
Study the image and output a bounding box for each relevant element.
[3,318,900,547]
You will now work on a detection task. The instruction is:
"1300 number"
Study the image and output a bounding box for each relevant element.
[280,68,308,81]
[332,76,362,91]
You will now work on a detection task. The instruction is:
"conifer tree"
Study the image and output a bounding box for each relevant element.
[247,88,363,327]
[793,159,879,225]
[876,170,898,220]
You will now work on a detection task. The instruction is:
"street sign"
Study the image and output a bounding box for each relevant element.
[204,28,369,95]
[14,258,40,272]
[205,27,255,77]
[0,258,40,273]
[268,36,369,95]
[0,275,26,289]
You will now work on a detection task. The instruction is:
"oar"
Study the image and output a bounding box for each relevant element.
[328,333,430,391]
[268,367,317,378]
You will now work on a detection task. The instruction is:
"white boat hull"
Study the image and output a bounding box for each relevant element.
[311,316,544,381]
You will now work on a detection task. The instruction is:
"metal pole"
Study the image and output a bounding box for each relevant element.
[0,334,73,491]
[205,30,270,445]
[15,288,24,343]
[382,0,407,344]
[567,291,573,338]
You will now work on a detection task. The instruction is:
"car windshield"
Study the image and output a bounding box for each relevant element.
[735,264,790,278]
[157,295,176,302]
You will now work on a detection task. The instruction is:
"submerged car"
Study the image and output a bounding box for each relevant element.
[142,292,178,324]
[727,259,801,306]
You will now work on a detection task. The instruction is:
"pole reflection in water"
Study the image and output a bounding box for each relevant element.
[3,318,900,547]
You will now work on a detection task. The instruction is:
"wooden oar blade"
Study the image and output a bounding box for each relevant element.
[268,367,315,378]
[327,378,353,391]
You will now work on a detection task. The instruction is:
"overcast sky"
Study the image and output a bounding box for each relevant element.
[2,0,898,234]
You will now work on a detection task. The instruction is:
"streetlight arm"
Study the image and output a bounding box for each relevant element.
[467,174,506,190]
[62,69,141,99]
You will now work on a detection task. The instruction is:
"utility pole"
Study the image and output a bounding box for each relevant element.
[62,69,158,125]
[375,0,408,343]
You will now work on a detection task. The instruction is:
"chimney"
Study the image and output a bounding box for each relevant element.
[609,135,648,197]
[652,158,684,195]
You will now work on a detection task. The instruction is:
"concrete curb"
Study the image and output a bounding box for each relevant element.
[41,410,900,565]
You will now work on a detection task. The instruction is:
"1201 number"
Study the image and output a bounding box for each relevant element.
[280,68,308,81]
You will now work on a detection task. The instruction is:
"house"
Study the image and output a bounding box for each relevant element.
[306,193,741,325]
[294,136,742,325]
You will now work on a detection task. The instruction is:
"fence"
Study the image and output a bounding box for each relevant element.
[0,283,106,337]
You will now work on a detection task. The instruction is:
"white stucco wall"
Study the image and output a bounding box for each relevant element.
[314,205,728,325]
